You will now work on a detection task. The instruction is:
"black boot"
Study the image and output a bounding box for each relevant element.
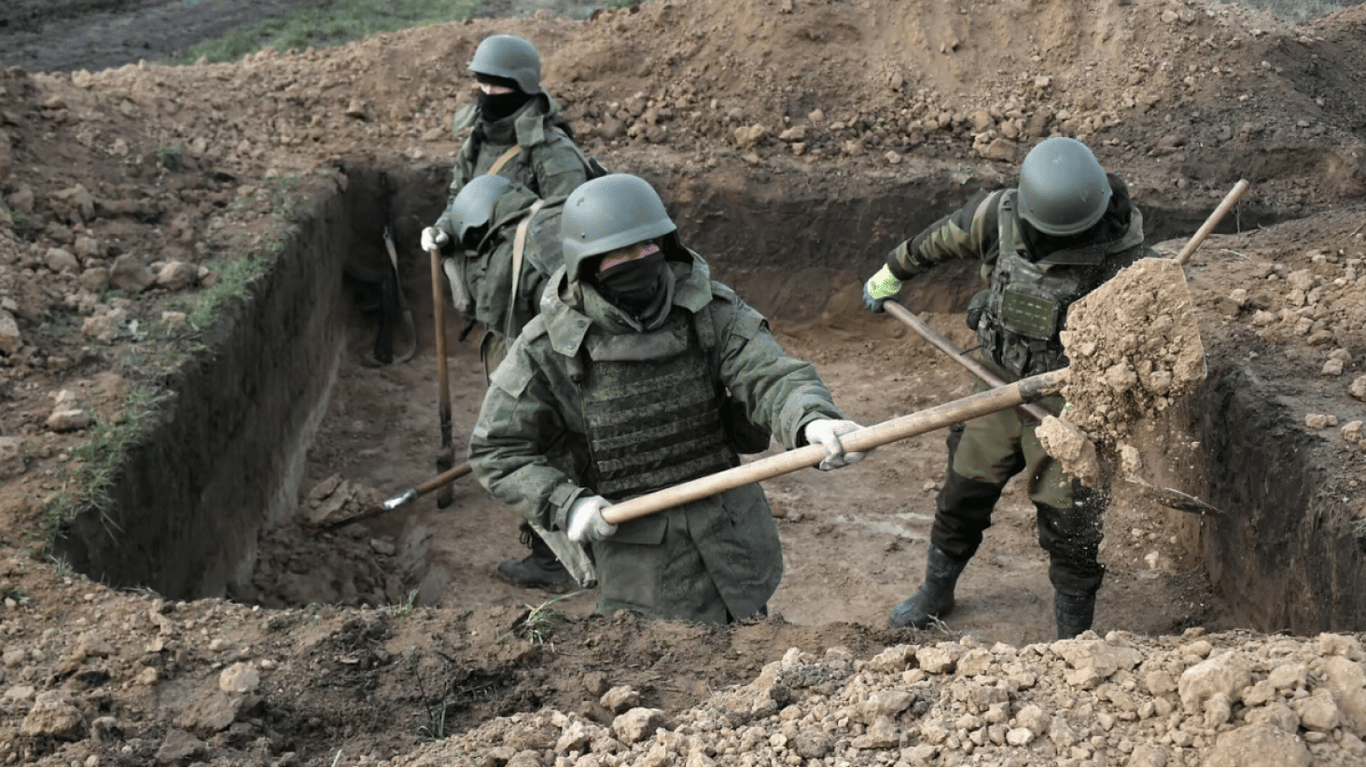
[496,524,572,592]
[889,545,969,629]
[1054,590,1096,639]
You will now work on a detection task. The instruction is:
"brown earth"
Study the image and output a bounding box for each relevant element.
[1,0,1366,765]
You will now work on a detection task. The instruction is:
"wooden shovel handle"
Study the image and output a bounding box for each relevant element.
[1175,179,1250,266]
[599,368,1068,526]
[883,300,1053,423]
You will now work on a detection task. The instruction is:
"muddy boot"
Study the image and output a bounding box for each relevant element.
[496,524,572,592]
[889,545,969,629]
[1054,589,1096,639]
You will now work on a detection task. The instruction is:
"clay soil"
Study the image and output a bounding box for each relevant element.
[1,0,1366,766]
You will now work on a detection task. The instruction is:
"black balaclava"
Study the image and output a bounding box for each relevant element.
[592,242,668,316]
[474,73,532,122]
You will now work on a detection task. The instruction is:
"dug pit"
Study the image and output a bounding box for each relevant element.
[43,161,1366,638]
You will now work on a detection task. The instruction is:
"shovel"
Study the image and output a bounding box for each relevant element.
[430,246,458,508]
[311,461,473,531]
[600,369,1068,526]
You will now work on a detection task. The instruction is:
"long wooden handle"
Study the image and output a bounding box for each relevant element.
[318,462,474,532]
[430,247,456,506]
[599,368,1069,526]
[883,300,1053,422]
[1175,179,1250,266]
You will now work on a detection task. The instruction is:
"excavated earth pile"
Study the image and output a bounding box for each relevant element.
[0,0,1365,765]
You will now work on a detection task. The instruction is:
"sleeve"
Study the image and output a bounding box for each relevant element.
[709,293,844,450]
[467,336,586,531]
[885,189,1002,280]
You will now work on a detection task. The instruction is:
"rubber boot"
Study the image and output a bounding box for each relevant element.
[496,524,572,592]
[1054,590,1096,639]
[888,545,969,629]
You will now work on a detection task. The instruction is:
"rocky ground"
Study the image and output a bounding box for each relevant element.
[1,0,1366,765]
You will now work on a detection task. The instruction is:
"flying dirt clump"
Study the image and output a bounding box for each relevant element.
[1058,257,1208,447]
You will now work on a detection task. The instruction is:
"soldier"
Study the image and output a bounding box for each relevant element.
[862,137,1156,639]
[468,174,868,624]
[421,32,593,590]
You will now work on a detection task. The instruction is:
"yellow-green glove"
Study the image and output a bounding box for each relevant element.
[863,264,903,314]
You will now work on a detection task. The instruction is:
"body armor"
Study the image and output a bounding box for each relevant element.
[580,311,736,499]
[975,192,1112,378]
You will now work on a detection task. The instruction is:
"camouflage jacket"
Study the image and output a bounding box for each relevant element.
[449,182,565,342]
[435,92,589,239]
[883,174,1152,377]
[468,254,844,621]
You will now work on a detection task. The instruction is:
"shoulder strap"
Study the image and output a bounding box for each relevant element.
[486,145,523,176]
[508,200,548,334]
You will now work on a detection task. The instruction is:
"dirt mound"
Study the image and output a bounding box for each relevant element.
[1,0,1366,765]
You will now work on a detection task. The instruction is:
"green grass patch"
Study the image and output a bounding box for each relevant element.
[38,385,165,548]
[167,0,486,65]
[187,251,271,332]
[1221,0,1360,21]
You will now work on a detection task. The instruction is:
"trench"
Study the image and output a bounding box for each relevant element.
[49,157,1366,635]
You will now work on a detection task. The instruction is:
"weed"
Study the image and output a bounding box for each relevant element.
[10,209,42,240]
[37,385,164,548]
[419,701,447,741]
[186,252,269,332]
[156,144,184,171]
[608,0,644,7]
[502,590,583,645]
[1352,518,1366,541]
[46,553,75,578]
[270,176,302,217]
[387,589,420,616]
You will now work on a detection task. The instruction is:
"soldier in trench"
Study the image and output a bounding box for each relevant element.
[862,137,1157,639]
[468,173,868,624]
[420,32,595,591]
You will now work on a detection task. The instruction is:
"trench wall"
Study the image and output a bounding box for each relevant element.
[53,181,352,598]
[1189,362,1366,632]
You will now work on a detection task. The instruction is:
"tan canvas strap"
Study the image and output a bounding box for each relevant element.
[485,145,523,176]
[509,199,546,305]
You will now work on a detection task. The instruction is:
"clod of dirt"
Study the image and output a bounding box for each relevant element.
[297,473,385,528]
[1059,258,1208,447]
[1036,415,1102,488]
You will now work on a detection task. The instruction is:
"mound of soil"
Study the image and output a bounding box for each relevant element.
[0,0,1365,765]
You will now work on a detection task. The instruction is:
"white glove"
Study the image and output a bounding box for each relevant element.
[421,226,450,252]
[804,418,869,471]
[567,494,616,543]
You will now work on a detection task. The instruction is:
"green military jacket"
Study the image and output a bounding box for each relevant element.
[435,93,589,241]
[452,183,564,343]
[468,254,845,622]
[883,174,1151,379]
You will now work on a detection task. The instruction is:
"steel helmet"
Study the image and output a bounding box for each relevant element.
[447,175,511,246]
[1017,137,1113,236]
[468,34,542,95]
[561,174,678,280]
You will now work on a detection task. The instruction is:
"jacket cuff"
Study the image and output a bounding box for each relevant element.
[547,482,586,531]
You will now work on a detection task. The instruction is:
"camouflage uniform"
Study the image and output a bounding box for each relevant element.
[447,182,566,378]
[436,93,589,230]
[883,174,1154,595]
[468,253,845,624]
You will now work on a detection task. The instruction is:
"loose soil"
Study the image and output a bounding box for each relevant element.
[1,0,1366,766]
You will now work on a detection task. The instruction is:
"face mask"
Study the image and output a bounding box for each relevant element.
[478,90,530,122]
[596,250,666,311]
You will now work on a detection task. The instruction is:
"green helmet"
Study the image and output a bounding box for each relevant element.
[1017,137,1113,236]
[448,175,511,246]
[468,34,542,95]
[561,174,677,279]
